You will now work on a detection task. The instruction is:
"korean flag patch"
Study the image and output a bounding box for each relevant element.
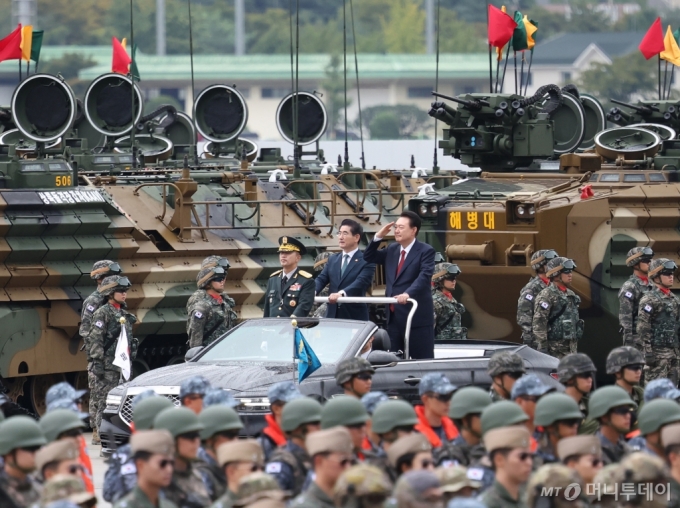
[266,462,282,474]
[86,304,95,312]
[624,291,633,299]
[467,468,484,481]
[94,320,104,329]
[194,311,203,319]
[643,304,653,313]
[540,302,549,309]
[525,294,533,301]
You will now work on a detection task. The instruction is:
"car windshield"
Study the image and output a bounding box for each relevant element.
[198,320,363,363]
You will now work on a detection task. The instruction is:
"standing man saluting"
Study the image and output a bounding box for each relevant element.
[263,236,315,318]
[363,211,435,359]
[315,219,376,320]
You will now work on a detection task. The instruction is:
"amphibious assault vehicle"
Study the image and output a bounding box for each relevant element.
[0,72,440,414]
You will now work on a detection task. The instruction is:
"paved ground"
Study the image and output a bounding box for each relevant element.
[85,432,112,508]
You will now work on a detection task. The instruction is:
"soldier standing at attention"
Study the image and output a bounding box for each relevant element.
[588,386,635,465]
[263,237,315,318]
[187,265,236,349]
[113,429,178,508]
[619,247,653,352]
[89,275,137,435]
[517,249,558,349]
[532,257,584,358]
[638,258,680,384]
[79,259,122,444]
[557,353,598,435]
[479,426,533,508]
[606,347,645,431]
[432,263,467,341]
[487,351,526,402]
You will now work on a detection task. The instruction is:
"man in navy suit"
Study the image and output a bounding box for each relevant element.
[315,219,376,320]
[363,211,435,359]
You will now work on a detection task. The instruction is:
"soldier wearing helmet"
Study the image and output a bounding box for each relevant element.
[532,257,584,359]
[606,346,645,432]
[533,394,583,467]
[637,258,680,384]
[589,386,636,465]
[432,263,467,341]
[628,399,680,458]
[185,256,233,308]
[335,358,375,398]
[311,251,332,318]
[333,464,392,508]
[619,247,653,352]
[263,237,315,319]
[258,382,303,462]
[79,259,122,444]
[510,373,556,435]
[187,264,237,349]
[89,275,138,436]
[557,353,598,435]
[526,464,585,508]
[414,373,459,449]
[517,249,558,348]
[487,351,526,402]
[612,452,669,507]
[660,422,680,503]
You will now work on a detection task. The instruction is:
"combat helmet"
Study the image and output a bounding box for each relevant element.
[557,353,596,384]
[199,405,243,440]
[487,351,526,377]
[335,357,375,386]
[314,251,332,272]
[98,275,132,296]
[39,409,86,442]
[614,452,667,490]
[530,249,558,271]
[133,396,174,431]
[321,396,369,429]
[196,266,227,289]
[235,472,285,505]
[644,378,680,402]
[448,386,492,420]
[371,400,418,434]
[333,464,392,507]
[510,373,555,400]
[533,393,583,427]
[481,401,528,435]
[545,257,576,279]
[588,385,637,420]
[202,255,230,270]
[626,247,653,268]
[606,346,645,375]
[648,258,678,281]
[361,391,389,415]
[637,399,680,436]
[280,397,322,432]
[90,260,122,280]
[527,464,582,508]
[153,407,205,437]
[0,416,47,455]
[431,263,462,288]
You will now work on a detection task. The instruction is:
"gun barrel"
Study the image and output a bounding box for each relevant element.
[431,91,490,108]
[610,99,653,114]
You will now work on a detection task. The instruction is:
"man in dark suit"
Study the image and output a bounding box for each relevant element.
[263,236,315,318]
[315,219,376,320]
[363,211,435,359]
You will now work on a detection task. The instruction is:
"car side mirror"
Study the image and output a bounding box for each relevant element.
[185,347,204,362]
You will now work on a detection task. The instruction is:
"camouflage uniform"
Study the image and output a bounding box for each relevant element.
[187,266,236,349]
[0,470,42,508]
[90,282,138,431]
[266,441,312,497]
[311,252,331,318]
[333,464,392,508]
[619,277,652,352]
[432,263,467,341]
[164,466,213,508]
[526,464,586,508]
[479,480,525,508]
[533,281,583,358]
[638,285,680,384]
[487,351,526,402]
[291,482,334,508]
[516,250,558,349]
[40,474,96,506]
[113,485,178,508]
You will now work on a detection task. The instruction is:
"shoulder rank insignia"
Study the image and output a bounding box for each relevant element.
[270,270,283,278]
[298,270,312,278]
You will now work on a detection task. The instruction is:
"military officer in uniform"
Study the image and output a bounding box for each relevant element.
[263,237,315,318]
[187,265,237,348]
[517,249,558,348]
[113,429,178,508]
[532,257,584,359]
[619,247,653,352]
[638,258,680,383]
[432,263,467,341]
[79,259,122,444]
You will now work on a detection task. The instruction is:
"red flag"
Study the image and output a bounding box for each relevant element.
[488,4,517,48]
[111,37,131,74]
[639,17,665,59]
[0,25,23,63]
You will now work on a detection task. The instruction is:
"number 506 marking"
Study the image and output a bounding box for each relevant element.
[55,175,72,187]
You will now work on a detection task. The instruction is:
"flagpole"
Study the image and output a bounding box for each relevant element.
[500,43,511,93]
[514,51,518,94]
[130,0,136,169]
[659,55,662,100]
[524,50,534,95]
[663,60,669,101]
[291,319,298,383]
[668,66,676,99]
[18,60,21,83]
[487,4,493,93]
[494,53,501,93]
[520,53,525,95]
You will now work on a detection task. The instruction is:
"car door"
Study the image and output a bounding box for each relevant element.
[371,360,423,405]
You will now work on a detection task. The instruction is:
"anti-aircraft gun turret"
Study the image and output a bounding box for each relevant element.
[430,85,605,171]
[607,99,680,132]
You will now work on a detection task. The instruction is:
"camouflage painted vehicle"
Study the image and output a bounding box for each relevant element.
[0,73,439,414]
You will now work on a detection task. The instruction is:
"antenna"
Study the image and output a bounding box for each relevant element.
[342,0,349,170]
[294,0,300,176]
[130,0,136,168]
[349,0,365,169]
[187,0,198,165]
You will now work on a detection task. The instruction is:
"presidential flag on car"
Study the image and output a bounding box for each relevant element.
[112,317,132,380]
[294,327,321,383]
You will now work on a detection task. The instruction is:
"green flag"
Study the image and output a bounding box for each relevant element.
[30,30,43,64]
[674,28,680,45]
[131,43,140,81]
[511,11,528,51]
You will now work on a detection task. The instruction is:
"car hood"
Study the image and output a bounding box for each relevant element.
[125,361,335,394]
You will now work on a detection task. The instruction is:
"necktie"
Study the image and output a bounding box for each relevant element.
[341,254,349,276]
[391,250,407,312]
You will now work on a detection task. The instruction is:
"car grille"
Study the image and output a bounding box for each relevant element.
[119,394,181,426]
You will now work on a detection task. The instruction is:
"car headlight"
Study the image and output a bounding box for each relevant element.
[516,205,525,216]
[106,394,123,408]
[528,205,535,215]
[419,204,428,216]
[429,204,438,215]
[235,397,270,411]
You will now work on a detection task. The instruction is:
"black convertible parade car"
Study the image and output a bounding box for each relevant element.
[100,314,559,454]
